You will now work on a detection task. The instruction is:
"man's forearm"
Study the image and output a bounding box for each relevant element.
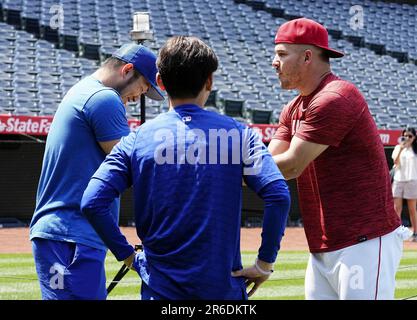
[257,179,291,264]
[270,137,329,180]
[272,153,299,180]
[81,178,135,261]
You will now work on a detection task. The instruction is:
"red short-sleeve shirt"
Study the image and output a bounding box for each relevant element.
[273,73,400,253]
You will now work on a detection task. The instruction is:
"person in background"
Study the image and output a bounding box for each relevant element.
[392,127,417,242]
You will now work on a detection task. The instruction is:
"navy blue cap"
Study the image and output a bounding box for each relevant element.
[112,43,164,101]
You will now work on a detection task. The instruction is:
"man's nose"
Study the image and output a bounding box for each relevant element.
[142,84,150,94]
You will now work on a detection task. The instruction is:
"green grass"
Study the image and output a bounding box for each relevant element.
[0,250,416,300]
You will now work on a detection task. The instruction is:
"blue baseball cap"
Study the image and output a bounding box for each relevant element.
[112,43,164,101]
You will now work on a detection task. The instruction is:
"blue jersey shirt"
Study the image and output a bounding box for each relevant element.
[30,76,130,250]
[82,104,288,299]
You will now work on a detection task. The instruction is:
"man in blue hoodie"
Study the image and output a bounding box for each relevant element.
[81,36,290,299]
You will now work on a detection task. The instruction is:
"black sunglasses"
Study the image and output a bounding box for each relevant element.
[404,134,414,138]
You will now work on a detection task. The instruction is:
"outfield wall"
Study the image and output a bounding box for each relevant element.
[0,136,405,227]
[0,138,284,226]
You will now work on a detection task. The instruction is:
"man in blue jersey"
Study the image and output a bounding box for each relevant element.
[30,43,164,300]
[81,36,291,299]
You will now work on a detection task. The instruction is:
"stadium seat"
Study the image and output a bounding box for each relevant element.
[223,98,245,119]
[0,1,415,127]
[247,107,272,124]
[205,89,218,108]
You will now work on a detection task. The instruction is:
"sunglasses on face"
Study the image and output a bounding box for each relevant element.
[404,134,414,138]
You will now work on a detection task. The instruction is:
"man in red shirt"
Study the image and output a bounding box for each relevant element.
[269,18,410,299]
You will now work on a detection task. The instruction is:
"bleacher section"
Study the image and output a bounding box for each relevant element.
[240,0,417,63]
[0,22,98,116]
[0,0,416,129]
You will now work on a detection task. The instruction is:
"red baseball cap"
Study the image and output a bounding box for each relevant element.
[274,18,344,58]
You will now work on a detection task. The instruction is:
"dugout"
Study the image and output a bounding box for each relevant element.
[0,136,411,228]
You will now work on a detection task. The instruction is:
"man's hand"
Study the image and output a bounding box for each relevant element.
[123,252,136,271]
[231,259,274,297]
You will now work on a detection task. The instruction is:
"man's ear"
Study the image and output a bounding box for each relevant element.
[121,63,134,78]
[156,73,166,91]
[304,50,313,64]
[206,73,213,91]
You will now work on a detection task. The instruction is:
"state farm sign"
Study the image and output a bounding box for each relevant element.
[0,115,53,136]
[0,115,141,136]
[249,124,277,142]
[0,115,403,146]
